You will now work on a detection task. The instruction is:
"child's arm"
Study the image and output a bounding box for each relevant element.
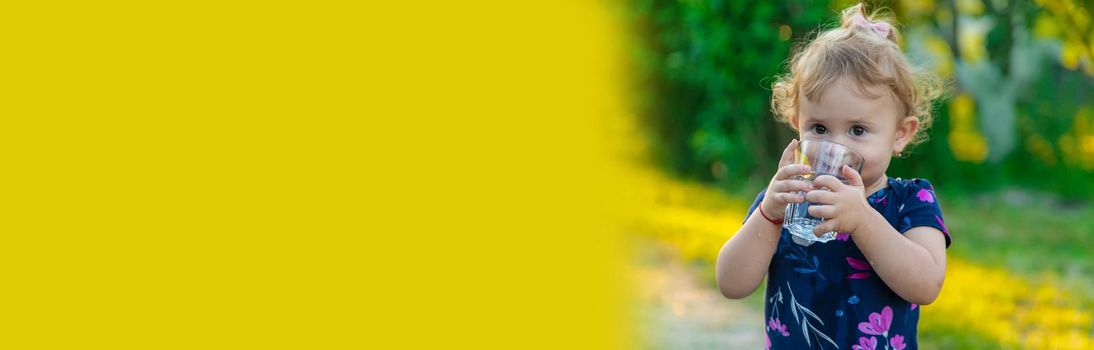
[716,140,813,299]
[850,218,947,305]
[715,202,785,299]
[806,167,947,305]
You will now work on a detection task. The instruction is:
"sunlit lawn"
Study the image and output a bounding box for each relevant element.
[626,166,1094,349]
[922,192,1094,349]
[943,191,1094,295]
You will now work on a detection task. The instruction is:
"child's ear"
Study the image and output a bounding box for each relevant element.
[789,114,800,131]
[894,116,919,155]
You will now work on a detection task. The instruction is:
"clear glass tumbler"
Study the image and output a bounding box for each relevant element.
[783,140,865,246]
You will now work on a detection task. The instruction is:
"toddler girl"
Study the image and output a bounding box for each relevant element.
[715,4,949,349]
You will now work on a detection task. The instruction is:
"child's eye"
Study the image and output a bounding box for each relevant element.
[851,126,867,136]
[812,125,828,134]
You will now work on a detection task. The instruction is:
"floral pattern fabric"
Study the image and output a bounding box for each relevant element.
[747,177,950,349]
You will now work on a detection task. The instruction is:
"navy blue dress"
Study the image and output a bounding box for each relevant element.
[745,177,951,350]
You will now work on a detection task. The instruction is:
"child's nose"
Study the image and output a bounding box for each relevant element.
[827,134,845,143]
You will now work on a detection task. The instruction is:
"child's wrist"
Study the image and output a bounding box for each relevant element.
[758,200,784,225]
[848,208,884,237]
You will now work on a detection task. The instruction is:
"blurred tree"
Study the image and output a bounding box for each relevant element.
[625,0,1094,198]
[932,0,1052,163]
[626,0,833,189]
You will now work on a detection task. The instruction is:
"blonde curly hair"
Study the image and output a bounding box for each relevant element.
[771,3,944,148]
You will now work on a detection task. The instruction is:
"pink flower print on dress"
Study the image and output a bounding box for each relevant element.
[765,333,771,350]
[916,188,934,203]
[851,336,877,350]
[890,334,907,350]
[935,214,949,235]
[836,232,851,241]
[768,317,790,336]
[846,257,874,279]
[857,306,893,336]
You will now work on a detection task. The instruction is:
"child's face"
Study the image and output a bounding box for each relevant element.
[794,77,917,191]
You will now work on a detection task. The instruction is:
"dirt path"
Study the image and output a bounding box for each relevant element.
[633,238,765,349]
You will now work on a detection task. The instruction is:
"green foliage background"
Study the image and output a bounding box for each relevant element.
[624,0,1094,199]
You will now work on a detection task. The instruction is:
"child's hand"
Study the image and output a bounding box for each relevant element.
[759,139,814,220]
[804,165,871,236]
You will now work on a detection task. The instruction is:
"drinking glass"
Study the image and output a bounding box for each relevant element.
[783,140,865,246]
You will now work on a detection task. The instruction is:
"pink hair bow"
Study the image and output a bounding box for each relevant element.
[849,12,890,39]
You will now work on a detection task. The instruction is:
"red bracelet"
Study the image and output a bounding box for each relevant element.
[758,204,783,225]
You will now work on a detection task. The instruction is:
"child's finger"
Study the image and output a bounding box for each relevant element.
[812,174,842,190]
[772,179,813,193]
[812,220,839,237]
[807,204,836,219]
[773,164,811,181]
[776,192,806,204]
[778,139,798,168]
[804,189,837,204]
[842,165,864,188]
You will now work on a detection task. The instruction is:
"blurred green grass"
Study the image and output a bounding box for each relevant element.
[943,190,1094,299]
